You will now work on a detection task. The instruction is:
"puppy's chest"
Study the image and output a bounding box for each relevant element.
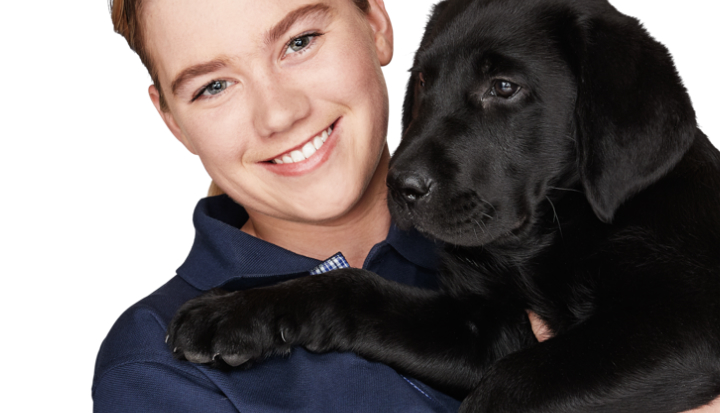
[441,229,610,330]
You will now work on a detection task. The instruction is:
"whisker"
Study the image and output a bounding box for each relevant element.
[473,218,487,234]
[548,186,583,194]
[478,197,497,214]
[546,196,563,239]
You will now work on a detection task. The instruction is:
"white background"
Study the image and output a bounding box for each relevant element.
[0,0,717,411]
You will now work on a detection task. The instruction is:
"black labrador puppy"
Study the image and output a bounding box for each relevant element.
[168,0,720,411]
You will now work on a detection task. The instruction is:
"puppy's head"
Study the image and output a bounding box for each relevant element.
[387,0,696,246]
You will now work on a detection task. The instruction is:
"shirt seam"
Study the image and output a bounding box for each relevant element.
[400,375,434,401]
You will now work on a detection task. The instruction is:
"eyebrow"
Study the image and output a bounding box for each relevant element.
[171,59,230,96]
[264,3,332,46]
[170,3,332,97]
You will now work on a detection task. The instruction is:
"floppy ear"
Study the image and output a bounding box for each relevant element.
[401,1,450,133]
[571,7,697,223]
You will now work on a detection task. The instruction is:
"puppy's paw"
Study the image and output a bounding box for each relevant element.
[166,288,291,368]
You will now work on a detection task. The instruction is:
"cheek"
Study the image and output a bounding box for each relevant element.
[177,103,253,166]
[308,35,389,162]
[315,21,388,112]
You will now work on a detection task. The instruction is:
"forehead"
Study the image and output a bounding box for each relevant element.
[142,0,343,83]
[417,0,568,73]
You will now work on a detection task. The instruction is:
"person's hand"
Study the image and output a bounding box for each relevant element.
[686,400,720,413]
[526,310,552,343]
[526,311,720,412]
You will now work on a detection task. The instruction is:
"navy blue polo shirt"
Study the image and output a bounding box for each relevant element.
[92,195,461,412]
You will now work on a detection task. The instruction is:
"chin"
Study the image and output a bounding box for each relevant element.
[292,188,364,223]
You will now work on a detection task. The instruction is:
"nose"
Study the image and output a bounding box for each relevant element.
[253,78,311,137]
[387,169,433,204]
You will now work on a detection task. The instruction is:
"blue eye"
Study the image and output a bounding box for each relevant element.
[289,36,312,52]
[204,80,228,96]
[284,33,322,56]
[193,79,234,102]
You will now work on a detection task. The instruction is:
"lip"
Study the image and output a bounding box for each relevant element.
[262,118,340,177]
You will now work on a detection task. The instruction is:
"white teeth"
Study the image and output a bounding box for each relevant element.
[272,124,334,164]
[290,150,305,162]
[313,136,323,150]
[302,142,316,158]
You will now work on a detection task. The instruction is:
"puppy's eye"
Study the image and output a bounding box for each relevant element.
[418,72,426,87]
[490,80,520,98]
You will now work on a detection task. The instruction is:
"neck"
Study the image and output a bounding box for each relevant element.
[242,147,392,268]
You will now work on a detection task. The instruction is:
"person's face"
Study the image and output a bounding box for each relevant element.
[145,0,393,224]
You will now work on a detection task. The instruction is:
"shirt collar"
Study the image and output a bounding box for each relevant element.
[177,195,441,291]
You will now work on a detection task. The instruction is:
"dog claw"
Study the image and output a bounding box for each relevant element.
[165,335,169,344]
[185,352,213,364]
[280,329,287,343]
[212,353,221,361]
[222,354,252,367]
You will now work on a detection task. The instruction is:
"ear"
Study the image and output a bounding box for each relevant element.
[148,85,198,155]
[571,8,697,222]
[365,0,394,66]
[401,1,449,132]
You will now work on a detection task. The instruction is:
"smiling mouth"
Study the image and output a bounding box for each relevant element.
[269,123,335,164]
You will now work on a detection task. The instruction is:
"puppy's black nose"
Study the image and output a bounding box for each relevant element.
[388,170,433,203]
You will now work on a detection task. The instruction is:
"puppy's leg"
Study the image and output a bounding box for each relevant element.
[167,268,533,398]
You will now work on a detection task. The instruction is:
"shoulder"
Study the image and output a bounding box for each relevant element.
[94,276,198,371]
[92,276,233,411]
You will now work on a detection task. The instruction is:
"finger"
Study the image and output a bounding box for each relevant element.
[526,310,553,343]
[682,396,720,413]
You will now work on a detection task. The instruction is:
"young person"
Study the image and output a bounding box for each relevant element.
[93,0,719,411]
[93,0,461,411]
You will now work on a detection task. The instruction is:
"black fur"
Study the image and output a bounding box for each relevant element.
[167,0,720,411]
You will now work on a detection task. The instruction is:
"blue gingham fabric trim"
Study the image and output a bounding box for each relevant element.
[309,252,350,275]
